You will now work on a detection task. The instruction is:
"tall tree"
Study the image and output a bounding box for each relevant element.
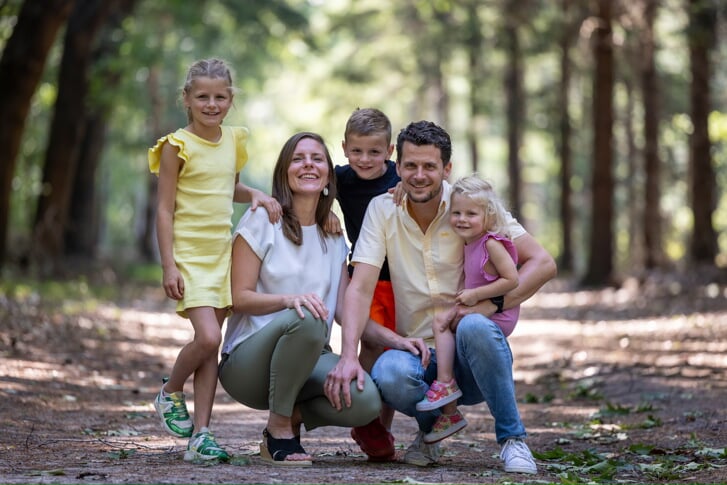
[64,0,138,261]
[687,0,717,263]
[464,0,485,175]
[503,0,525,216]
[0,0,75,270]
[139,64,164,262]
[399,0,453,124]
[583,0,615,286]
[641,0,664,269]
[557,0,576,273]
[32,0,123,273]
[623,76,641,268]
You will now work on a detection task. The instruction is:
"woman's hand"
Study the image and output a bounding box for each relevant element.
[286,294,328,320]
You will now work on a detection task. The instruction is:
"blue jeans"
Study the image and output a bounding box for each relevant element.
[370,313,526,444]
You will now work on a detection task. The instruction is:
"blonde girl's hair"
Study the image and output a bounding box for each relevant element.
[451,174,510,237]
[181,58,234,123]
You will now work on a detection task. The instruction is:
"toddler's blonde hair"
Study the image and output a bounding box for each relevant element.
[450,174,510,237]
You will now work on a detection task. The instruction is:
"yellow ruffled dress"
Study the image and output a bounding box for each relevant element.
[148,126,248,317]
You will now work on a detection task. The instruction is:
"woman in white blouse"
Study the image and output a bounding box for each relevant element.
[219,132,381,466]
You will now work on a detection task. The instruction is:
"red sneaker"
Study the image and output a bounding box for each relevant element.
[350,418,396,462]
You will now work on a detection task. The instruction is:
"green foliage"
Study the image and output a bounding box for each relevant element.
[228,455,252,466]
[119,262,162,285]
[523,391,555,403]
[568,380,604,401]
[593,401,632,418]
[3,0,726,272]
[1,277,106,305]
[538,438,726,483]
[0,0,23,45]
[0,265,160,308]
[107,449,136,460]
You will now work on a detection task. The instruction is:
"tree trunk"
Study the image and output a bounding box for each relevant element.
[583,0,615,286]
[558,0,575,273]
[503,11,523,217]
[687,0,717,263]
[32,0,118,274]
[624,77,642,270]
[0,0,75,270]
[64,0,138,262]
[641,0,663,269]
[139,65,164,262]
[65,114,105,260]
[465,1,484,174]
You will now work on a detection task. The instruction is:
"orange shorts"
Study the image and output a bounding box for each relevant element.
[369,280,396,332]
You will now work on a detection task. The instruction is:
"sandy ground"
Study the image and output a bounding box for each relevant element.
[1,275,726,483]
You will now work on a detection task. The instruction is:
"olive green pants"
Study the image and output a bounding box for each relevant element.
[218,309,381,430]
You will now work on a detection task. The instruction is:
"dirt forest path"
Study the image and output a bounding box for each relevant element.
[1,271,726,484]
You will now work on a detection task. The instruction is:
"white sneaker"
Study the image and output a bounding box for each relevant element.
[403,430,440,466]
[152,379,193,438]
[500,438,537,474]
[184,427,229,462]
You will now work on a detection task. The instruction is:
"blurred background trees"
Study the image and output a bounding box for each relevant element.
[0,0,724,286]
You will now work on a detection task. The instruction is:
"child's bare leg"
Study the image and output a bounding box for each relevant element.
[434,322,456,384]
[165,306,224,430]
[441,401,458,415]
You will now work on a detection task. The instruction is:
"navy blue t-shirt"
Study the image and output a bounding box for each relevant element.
[335,160,400,281]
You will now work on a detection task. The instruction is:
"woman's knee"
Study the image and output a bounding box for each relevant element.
[351,379,383,422]
[290,311,328,346]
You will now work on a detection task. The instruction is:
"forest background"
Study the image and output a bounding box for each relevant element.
[1,1,727,484]
[0,0,725,283]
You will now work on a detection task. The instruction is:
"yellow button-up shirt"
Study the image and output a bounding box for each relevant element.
[352,180,525,344]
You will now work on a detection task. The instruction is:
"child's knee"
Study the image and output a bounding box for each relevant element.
[195,329,222,353]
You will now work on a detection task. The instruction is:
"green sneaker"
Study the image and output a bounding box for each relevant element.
[153,378,193,438]
[184,427,230,462]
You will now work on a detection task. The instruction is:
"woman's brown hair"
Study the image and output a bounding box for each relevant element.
[271,132,337,248]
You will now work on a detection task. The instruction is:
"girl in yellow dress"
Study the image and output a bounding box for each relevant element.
[148,58,281,461]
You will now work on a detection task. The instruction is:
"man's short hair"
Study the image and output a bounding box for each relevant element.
[396,120,452,165]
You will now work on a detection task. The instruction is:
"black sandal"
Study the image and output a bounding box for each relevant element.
[259,429,312,466]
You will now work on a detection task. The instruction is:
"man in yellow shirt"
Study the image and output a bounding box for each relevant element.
[325,120,556,475]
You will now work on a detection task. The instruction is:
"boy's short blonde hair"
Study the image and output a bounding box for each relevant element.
[344,108,392,144]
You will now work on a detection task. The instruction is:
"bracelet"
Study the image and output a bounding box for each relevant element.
[490,295,504,313]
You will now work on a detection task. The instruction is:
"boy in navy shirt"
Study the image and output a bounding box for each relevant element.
[335,108,399,461]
